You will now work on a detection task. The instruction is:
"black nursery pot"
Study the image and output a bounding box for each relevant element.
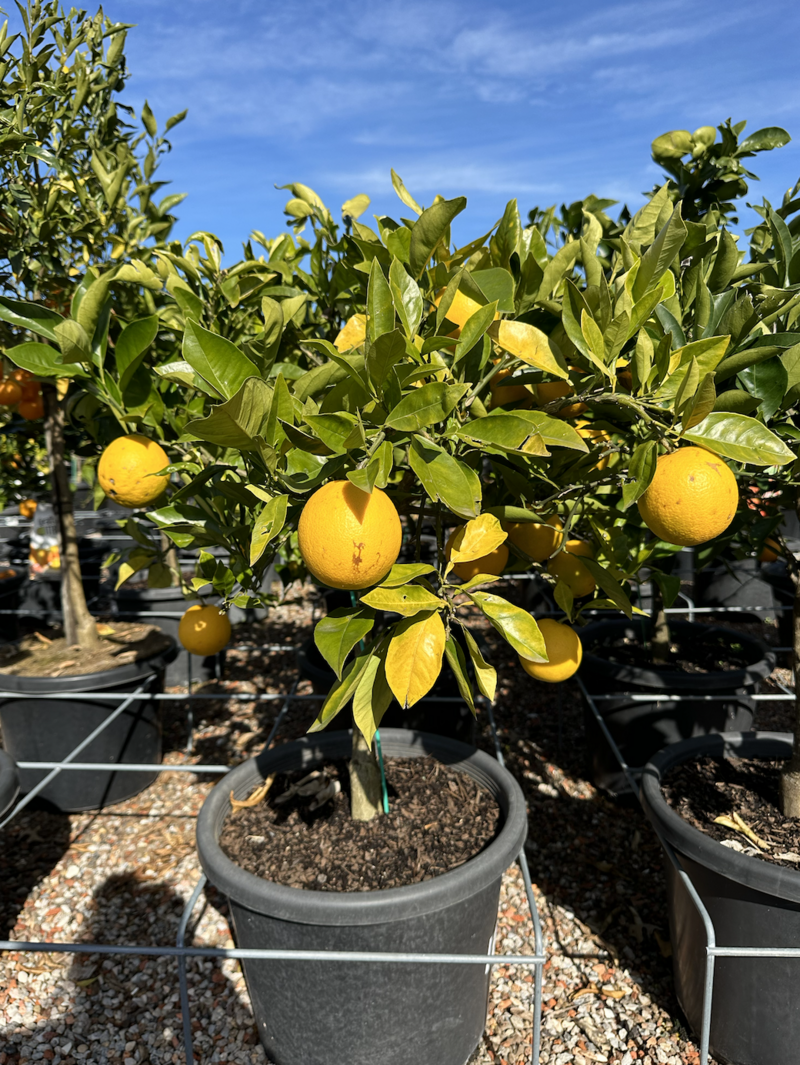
[0,746,19,817]
[196,728,527,1065]
[0,639,176,812]
[296,636,477,744]
[641,731,800,1065]
[0,567,28,642]
[694,556,777,622]
[115,585,224,686]
[578,619,774,795]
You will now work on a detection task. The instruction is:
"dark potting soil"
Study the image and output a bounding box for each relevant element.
[590,628,752,674]
[0,621,173,677]
[663,756,800,871]
[220,755,501,892]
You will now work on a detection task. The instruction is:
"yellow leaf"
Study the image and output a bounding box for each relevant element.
[334,313,367,352]
[96,623,116,636]
[491,320,568,380]
[450,513,507,564]
[463,627,497,701]
[713,812,770,850]
[385,611,446,708]
[352,651,393,747]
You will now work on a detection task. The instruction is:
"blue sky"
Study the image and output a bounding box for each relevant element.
[22,1,800,253]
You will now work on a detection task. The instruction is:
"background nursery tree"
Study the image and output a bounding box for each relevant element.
[0,1,186,648]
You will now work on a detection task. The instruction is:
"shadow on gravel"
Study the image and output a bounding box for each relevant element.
[1,803,71,937]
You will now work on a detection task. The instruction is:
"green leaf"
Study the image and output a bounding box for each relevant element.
[467,591,547,661]
[739,127,791,152]
[683,412,796,466]
[385,382,467,432]
[250,493,288,565]
[622,440,657,510]
[656,336,730,403]
[462,627,496,701]
[184,378,272,449]
[472,268,516,312]
[707,230,740,293]
[389,258,423,339]
[652,571,681,609]
[116,315,159,393]
[447,513,507,564]
[0,295,64,341]
[305,412,357,453]
[457,412,546,454]
[408,437,481,519]
[342,193,370,220]
[390,168,423,216]
[361,584,445,616]
[314,608,375,679]
[366,259,394,342]
[455,301,499,363]
[379,563,436,588]
[681,372,718,431]
[308,652,372,731]
[537,240,581,300]
[579,558,633,618]
[352,649,394,748]
[366,329,406,390]
[53,320,91,364]
[491,320,569,379]
[632,202,686,302]
[5,341,86,377]
[182,318,258,399]
[444,637,475,713]
[516,411,589,452]
[738,357,789,422]
[346,440,393,493]
[409,196,467,278]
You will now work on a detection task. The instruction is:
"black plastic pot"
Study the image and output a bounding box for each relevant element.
[115,586,224,686]
[0,747,19,817]
[0,639,176,812]
[579,619,774,795]
[761,561,794,650]
[694,556,776,622]
[0,567,27,642]
[296,636,477,744]
[197,728,527,1065]
[641,731,800,1065]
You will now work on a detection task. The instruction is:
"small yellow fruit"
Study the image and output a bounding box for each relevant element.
[519,619,583,683]
[19,498,37,520]
[536,380,587,419]
[637,447,738,547]
[489,367,532,408]
[547,540,596,598]
[576,420,612,471]
[334,313,367,352]
[298,480,402,590]
[445,527,509,581]
[434,289,499,338]
[98,434,170,509]
[178,604,231,656]
[505,516,563,562]
[759,538,780,564]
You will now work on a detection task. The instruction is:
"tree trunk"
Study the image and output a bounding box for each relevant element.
[348,727,382,821]
[161,532,180,586]
[43,383,99,650]
[650,578,670,665]
[780,506,800,814]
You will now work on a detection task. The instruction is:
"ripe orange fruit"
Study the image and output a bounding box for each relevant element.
[434,289,499,339]
[18,394,43,420]
[637,447,738,547]
[519,619,583,683]
[19,499,37,520]
[536,380,587,419]
[759,538,780,563]
[489,367,532,408]
[9,369,32,383]
[445,527,509,581]
[98,434,170,509]
[178,604,231,656]
[547,540,596,598]
[505,516,563,562]
[0,381,22,405]
[298,480,402,590]
[20,381,40,402]
[576,420,612,471]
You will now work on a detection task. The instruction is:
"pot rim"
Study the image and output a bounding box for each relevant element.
[640,730,800,903]
[0,637,177,694]
[196,728,528,927]
[579,618,774,692]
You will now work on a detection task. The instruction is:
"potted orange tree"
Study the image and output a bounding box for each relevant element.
[63,165,788,1063]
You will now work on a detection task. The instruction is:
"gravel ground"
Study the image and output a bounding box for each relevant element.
[0,583,793,1065]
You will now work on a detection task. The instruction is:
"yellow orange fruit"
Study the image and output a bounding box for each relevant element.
[759,538,780,563]
[178,604,231,656]
[637,447,738,547]
[519,619,583,683]
[98,434,170,509]
[576,420,612,471]
[547,540,596,598]
[0,381,22,405]
[505,516,563,562]
[489,367,532,408]
[18,395,43,420]
[19,499,37,520]
[20,381,40,402]
[536,380,587,419]
[334,313,367,352]
[445,527,509,582]
[9,369,32,383]
[434,289,499,338]
[298,480,402,590]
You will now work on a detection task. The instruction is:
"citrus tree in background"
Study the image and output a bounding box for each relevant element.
[0,1,187,649]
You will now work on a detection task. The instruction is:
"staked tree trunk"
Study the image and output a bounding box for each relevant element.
[43,383,99,650]
[348,727,383,821]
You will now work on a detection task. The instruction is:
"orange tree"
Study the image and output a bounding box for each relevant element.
[10,156,798,819]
